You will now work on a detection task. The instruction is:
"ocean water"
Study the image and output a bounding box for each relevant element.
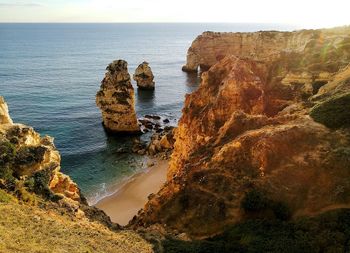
[0,23,297,204]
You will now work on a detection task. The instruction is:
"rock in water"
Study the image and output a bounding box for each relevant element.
[0,96,13,124]
[133,62,155,89]
[96,60,140,133]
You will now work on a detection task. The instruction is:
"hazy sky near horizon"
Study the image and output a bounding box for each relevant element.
[0,0,349,28]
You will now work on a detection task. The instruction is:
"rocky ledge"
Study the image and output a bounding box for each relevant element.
[96,60,140,133]
[132,26,350,238]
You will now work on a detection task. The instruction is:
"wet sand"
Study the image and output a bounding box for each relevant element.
[95,159,168,225]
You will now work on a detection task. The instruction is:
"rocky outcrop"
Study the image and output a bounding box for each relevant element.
[0,97,125,233]
[0,98,83,203]
[182,26,350,72]
[133,114,176,158]
[133,62,155,89]
[146,127,175,157]
[0,96,13,124]
[133,26,350,238]
[96,60,140,133]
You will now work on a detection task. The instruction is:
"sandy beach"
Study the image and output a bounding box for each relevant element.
[95,158,168,225]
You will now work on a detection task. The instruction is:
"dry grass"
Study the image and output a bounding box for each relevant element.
[0,190,153,253]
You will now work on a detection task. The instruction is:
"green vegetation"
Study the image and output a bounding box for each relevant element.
[241,189,291,221]
[0,189,16,203]
[0,140,57,202]
[163,208,350,253]
[310,92,350,129]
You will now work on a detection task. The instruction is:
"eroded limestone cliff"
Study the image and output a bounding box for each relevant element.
[133,26,350,238]
[96,60,140,133]
[0,96,82,202]
[182,26,350,72]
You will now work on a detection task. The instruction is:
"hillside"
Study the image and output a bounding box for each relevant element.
[0,97,154,253]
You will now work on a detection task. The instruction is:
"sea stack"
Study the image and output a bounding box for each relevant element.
[96,60,140,133]
[133,62,155,89]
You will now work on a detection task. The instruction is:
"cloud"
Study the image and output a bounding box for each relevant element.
[0,2,43,8]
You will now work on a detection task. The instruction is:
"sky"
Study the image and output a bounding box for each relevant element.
[0,0,349,28]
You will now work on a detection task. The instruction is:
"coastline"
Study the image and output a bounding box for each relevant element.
[95,158,168,226]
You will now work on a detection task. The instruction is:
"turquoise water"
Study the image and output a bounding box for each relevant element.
[0,23,297,203]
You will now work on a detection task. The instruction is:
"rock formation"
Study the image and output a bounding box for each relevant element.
[0,97,83,202]
[96,60,140,133]
[182,26,350,72]
[0,96,13,124]
[133,62,155,89]
[0,97,154,253]
[132,26,350,238]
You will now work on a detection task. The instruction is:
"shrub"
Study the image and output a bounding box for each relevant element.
[30,170,53,199]
[0,141,17,183]
[0,189,15,203]
[15,146,46,166]
[0,165,15,182]
[0,141,16,165]
[271,201,292,221]
[310,92,350,129]
[241,189,269,212]
[241,189,291,221]
[14,181,36,205]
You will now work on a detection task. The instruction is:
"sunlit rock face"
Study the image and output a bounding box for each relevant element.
[133,62,155,90]
[0,97,83,202]
[96,60,140,133]
[0,96,13,124]
[132,26,350,238]
[182,26,350,72]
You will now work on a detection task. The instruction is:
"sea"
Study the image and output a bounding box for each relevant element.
[0,23,297,204]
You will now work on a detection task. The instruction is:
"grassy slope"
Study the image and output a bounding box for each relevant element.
[0,190,153,253]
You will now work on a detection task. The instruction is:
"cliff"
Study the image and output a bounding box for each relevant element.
[182,26,350,72]
[0,97,153,253]
[133,26,350,238]
[0,96,83,202]
[96,60,140,133]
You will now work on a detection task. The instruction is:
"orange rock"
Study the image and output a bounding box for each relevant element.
[96,60,140,133]
[132,31,350,237]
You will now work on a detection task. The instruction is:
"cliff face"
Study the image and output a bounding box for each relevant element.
[96,60,140,133]
[0,97,13,124]
[0,96,83,202]
[182,26,350,72]
[133,27,350,238]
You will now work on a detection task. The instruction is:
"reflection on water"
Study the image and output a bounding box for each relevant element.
[136,88,155,108]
